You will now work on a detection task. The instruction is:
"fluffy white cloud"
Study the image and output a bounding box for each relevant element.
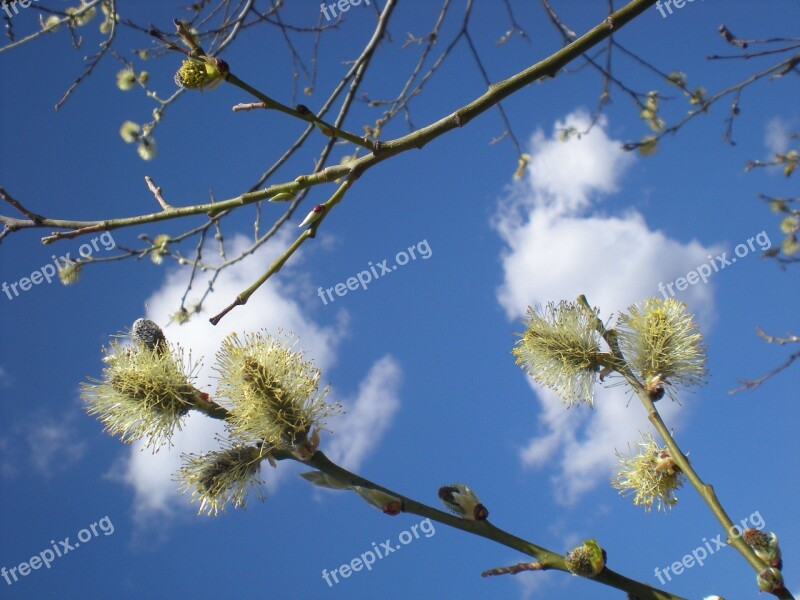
[519,385,682,506]
[326,355,402,471]
[494,110,717,503]
[522,114,633,214]
[109,231,400,525]
[764,116,792,156]
[27,416,87,477]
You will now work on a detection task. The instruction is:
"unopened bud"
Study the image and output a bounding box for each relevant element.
[352,486,403,515]
[744,529,782,569]
[756,567,783,593]
[513,153,530,181]
[298,204,325,228]
[299,470,351,490]
[438,484,488,521]
[269,192,295,203]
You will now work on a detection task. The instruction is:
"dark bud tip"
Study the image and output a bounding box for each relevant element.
[214,57,229,76]
[131,318,167,352]
[383,501,403,516]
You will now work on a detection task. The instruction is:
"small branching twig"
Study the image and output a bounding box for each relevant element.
[574,295,792,598]
[145,176,174,211]
[482,561,543,577]
[730,329,800,394]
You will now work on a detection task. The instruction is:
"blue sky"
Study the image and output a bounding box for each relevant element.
[0,1,798,599]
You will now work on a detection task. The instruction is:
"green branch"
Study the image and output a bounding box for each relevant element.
[209,178,353,325]
[0,0,659,247]
[577,294,794,600]
[224,74,379,153]
[292,450,686,600]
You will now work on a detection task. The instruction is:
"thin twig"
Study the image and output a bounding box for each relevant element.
[482,561,543,577]
[145,176,174,211]
[0,187,45,222]
[730,328,800,393]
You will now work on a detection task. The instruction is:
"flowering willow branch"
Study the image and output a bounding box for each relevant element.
[82,316,690,597]
[575,295,795,599]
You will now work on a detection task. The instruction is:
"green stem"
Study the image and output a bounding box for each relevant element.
[189,388,229,420]
[224,73,378,153]
[577,294,794,600]
[642,397,793,599]
[34,180,307,244]
[17,0,660,246]
[209,179,352,324]
[288,450,686,600]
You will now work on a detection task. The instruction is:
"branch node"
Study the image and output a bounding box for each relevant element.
[0,187,45,223]
[209,296,246,326]
[145,176,173,211]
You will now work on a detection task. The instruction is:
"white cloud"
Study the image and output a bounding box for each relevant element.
[521,113,633,214]
[764,116,791,155]
[514,568,552,600]
[0,407,87,480]
[27,416,87,477]
[107,231,399,527]
[496,208,719,324]
[326,356,402,471]
[519,384,682,506]
[494,110,717,504]
[106,413,232,527]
